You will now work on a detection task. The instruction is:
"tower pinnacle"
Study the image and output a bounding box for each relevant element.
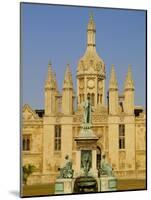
[109,65,118,90]
[124,65,134,90]
[87,12,96,47]
[63,64,73,89]
[45,61,55,89]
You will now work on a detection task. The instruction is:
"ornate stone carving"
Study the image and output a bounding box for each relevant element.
[92,115,107,123]
[23,104,39,121]
[73,115,82,123]
[23,110,35,120]
[73,114,107,123]
[87,79,95,89]
[119,116,124,122]
[56,117,60,123]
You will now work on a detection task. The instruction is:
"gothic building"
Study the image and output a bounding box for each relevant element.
[22,14,146,185]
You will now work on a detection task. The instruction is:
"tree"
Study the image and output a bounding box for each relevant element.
[22,164,36,185]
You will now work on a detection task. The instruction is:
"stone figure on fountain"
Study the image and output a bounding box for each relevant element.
[82,152,91,176]
[100,154,114,177]
[58,155,74,179]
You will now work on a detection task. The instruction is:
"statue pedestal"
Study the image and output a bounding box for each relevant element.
[55,178,73,194]
[74,124,99,178]
[99,176,117,192]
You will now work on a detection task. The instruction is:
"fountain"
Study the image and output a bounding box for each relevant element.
[55,97,117,194]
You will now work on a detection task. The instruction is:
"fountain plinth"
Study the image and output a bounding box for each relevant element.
[55,97,117,194]
[74,97,99,188]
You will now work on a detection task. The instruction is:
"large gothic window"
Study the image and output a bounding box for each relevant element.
[54,125,61,151]
[22,135,31,151]
[119,124,125,149]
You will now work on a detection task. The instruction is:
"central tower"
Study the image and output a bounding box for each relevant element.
[77,14,106,109]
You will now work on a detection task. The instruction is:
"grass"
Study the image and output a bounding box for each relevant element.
[21,179,146,197]
[21,184,55,197]
[117,179,146,191]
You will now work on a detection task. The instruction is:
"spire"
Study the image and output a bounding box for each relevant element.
[45,61,55,89]
[63,64,73,89]
[53,72,58,91]
[109,65,118,90]
[87,12,96,47]
[87,12,95,31]
[124,65,134,90]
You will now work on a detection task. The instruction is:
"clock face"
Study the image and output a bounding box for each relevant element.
[87,79,94,88]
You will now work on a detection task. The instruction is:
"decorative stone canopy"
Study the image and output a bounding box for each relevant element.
[77,14,105,78]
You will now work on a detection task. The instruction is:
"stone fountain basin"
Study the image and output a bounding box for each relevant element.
[74,176,98,193]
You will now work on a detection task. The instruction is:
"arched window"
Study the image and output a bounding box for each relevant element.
[119,102,124,112]
[22,135,31,151]
[87,93,90,99]
[55,125,61,151]
[119,124,125,149]
[23,139,26,151]
[27,139,30,151]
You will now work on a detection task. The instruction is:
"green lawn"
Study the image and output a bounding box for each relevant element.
[117,179,146,191]
[21,179,146,197]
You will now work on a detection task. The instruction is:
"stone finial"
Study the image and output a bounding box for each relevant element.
[88,12,95,30]
[124,65,134,90]
[63,64,73,89]
[109,65,118,90]
[89,12,94,21]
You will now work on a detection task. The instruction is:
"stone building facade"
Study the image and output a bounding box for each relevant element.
[22,14,146,185]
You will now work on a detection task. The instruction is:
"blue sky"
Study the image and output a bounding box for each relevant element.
[21,3,146,109]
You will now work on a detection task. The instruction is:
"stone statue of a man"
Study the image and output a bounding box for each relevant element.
[83,97,92,124]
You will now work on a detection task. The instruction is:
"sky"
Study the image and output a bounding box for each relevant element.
[21,3,146,109]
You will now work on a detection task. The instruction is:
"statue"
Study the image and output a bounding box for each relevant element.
[83,96,93,125]
[82,152,91,176]
[100,154,114,177]
[58,155,74,179]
